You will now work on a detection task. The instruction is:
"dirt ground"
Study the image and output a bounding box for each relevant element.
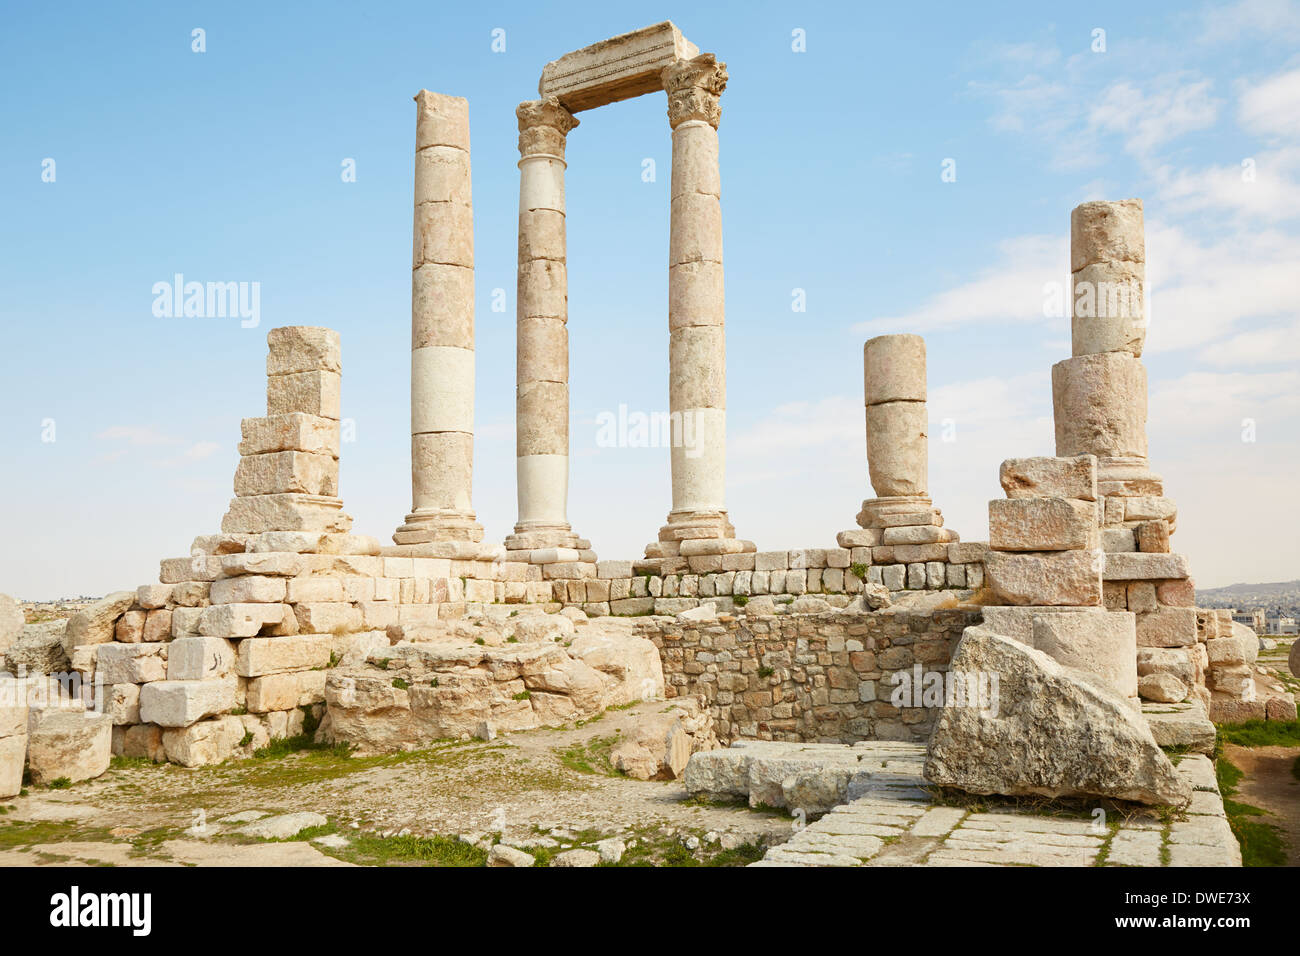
[0,701,795,867]
[1223,743,1300,866]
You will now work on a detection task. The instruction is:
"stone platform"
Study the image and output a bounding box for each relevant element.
[685,741,1238,867]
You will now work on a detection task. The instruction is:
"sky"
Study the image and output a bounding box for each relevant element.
[2,0,1297,600]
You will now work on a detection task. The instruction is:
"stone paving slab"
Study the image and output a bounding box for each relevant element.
[750,744,1239,868]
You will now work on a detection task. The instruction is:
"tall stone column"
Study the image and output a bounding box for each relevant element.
[646,54,753,572]
[394,90,485,548]
[506,97,594,566]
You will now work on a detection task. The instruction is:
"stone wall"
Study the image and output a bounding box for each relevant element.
[638,608,980,745]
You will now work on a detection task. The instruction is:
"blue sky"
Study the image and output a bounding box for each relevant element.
[3,0,1298,599]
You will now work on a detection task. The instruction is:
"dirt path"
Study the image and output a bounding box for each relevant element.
[1224,742,1300,866]
[0,701,794,867]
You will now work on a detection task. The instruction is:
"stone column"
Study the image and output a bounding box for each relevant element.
[648,53,749,568]
[854,334,944,529]
[393,91,484,547]
[507,97,592,560]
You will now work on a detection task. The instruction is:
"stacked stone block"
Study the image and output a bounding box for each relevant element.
[981,454,1138,707]
[223,327,351,534]
[0,692,26,797]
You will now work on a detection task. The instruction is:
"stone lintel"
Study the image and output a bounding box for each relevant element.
[538,21,699,112]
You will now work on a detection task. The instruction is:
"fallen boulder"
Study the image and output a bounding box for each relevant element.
[26,711,113,785]
[924,625,1190,806]
[609,697,718,780]
[5,621,70,675]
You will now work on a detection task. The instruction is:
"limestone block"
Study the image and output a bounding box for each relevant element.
[669,259,725,330]
[414,144,471,206]
[221,494,351,534]
[411,431,475,513]
[1071,260,1146,357]
[539,21,699,112]
[988,497,1097,552]
[517,258,566,320]
[1156,579,1196,607]
[167,637,236,681]
[209,575,287,605]
[1051,353,1147,459]
[1071,199,1144,271]
[26,711,112,785]
[865,401,928,497]
[414,89,469,152]
[135,584,173,610]
[115,609,145,643]
[1125,497,1176,522]
[669,326,725,410]
[1032,610,1137,699]
[1102,552,1190,581]
[1138,673,1189,704]
[412,345,475,434]
[171,607,203,638]
[983,550,1104,606]
[266,327,341,376]
[515,381,569,456]
[199,603,290,638]
[217,552,306,578]
[267,370,341,420]
[106,683,141,725]
[139,679,237,728]
[669,192,722,268]
[64,592,136,649]
[293,602,362,635]
[863,334,926,405]
[162,715,246,768]
[234,451,338,497]
[1136,520,1170,553]
[1127,581,1158,613]
[412,199,473,269]
[1136,608,1198,648]
[234,636,331,678]
[999,455,1097,501]
[121,724,166,762]
[948,541,987,563]
[246,671,327,712]
[412,262,475,349]
[96,644,167,685]
[239,414,340,458]
[516,317,567,385]
[0,735,25,797]
[1102,527,1136,552]
[924,626,1188,805]
[880,525,957,546]
[0,595,22,655]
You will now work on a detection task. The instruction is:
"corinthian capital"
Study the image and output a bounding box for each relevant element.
[516,96,579,159]
[662,54,728,129]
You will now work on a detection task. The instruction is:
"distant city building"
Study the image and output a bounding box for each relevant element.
[1228,608,1267,633]
[1265,615,1298,635]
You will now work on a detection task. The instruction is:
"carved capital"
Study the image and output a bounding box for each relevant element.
[516,96,579,159]
[662,54,728,129]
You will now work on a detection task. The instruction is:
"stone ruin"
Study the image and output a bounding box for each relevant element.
[0,22,1292,810]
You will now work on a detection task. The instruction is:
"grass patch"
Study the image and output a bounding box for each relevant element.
[557,734,623,776]
[1216,719,1300,748]
[1216,752,1287,866]
[320,830,489,867]
[45,777,72,790]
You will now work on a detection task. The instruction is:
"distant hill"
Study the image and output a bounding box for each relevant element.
[1197,580,1300,598]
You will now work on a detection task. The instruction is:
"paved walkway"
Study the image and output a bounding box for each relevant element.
[750,744,1238,867]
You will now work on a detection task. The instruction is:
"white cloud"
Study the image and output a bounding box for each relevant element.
[96,424,173,446]
[1088,78,1221,157]
[1240,67,1300,136]
[1198,0,1300,44]
[853,235,1065,336]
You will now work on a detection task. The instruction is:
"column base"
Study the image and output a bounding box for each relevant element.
[641,510,753,574]
[504,525,597,577]
[393,508,484,546]
[382,540,505,562]
[855,496,942,530]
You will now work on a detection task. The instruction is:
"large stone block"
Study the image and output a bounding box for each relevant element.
[221,494,351,534]
[1032,610,1138,700]
[999,455,1097,501]
[267,370,341,420]
[239,414,340,458]
[199,603,290,638]
[162,716,246,768]
[167,637,236,681]
[1135,607,1198,648]
[63,592,135,650]
[234,451,338,498]
[988,497,1097,552]
[863,334,926,405]
[246,671,327,712]
[1051,353,1147,459]
[235,635,332,677]
[539,21,699,112]
[26,711,112,785]
[924,626,1188,806]
[209,575,288,605]
[139,679,237,727]
[0,734,26,797]
[1102,552,1190,581]
[983,550,1103,606]
[266,327,341,376]
[96,643,167,685]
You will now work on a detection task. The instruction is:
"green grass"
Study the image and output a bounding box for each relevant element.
[556,734,623,776]
[45,777,72,790]
[731,595,748,607]
[1216,753,1288,866]
[1216,719,1300,747]
[392,678,410,690]
[321,830,489,867]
